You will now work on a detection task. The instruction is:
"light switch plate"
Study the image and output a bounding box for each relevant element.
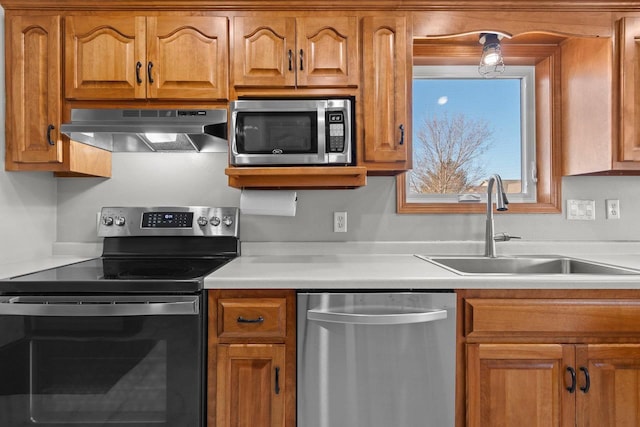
[566,199,596,220]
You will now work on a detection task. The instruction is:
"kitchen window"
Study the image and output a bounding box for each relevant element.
[397,42,562,214]
[407,65,536,205]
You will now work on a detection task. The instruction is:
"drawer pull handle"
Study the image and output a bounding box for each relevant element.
[275,367,281,394]
[46,124,55,146]
[566,367,576,393]
[135,61,142,84]
[579,367,590,393]
[237,315,264,324]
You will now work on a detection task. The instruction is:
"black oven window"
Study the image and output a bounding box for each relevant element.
[236,112,317,153]
[31,340,167,424]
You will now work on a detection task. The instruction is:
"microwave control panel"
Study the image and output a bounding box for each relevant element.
[327,112,346,153]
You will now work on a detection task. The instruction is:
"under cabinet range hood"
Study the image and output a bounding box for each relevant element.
[60,108,228,152]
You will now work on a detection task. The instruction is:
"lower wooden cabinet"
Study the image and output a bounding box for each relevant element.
[461,291,640,427]
[208,290,295,427]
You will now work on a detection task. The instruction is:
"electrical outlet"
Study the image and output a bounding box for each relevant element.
[606,199,621,219]
[334,211,347,233]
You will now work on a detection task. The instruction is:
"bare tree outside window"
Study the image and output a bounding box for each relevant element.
[409,112,494,194]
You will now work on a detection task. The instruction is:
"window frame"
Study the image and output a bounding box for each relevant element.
[408,65,537,205]
[397,41,562,214]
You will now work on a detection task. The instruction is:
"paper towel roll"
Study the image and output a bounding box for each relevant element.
[240,189,297,216]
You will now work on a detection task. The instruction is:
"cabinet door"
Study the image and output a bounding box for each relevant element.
[618,17,640,162]
[216,344,286,427]
[7,15,62,165]
[295,17,358,87]
[361,16,410,169]
[577,344,640,427]
[147,16,228,100]
[233,16,296,87]
[467,343,575,427]
[65,16,146,100]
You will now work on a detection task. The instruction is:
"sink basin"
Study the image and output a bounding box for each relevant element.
[415,255,640,275]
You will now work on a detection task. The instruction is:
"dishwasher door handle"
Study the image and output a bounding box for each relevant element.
[307,308,447,325]
[0,295,199,317]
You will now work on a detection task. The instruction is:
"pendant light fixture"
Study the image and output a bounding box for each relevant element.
[478,33,505,78]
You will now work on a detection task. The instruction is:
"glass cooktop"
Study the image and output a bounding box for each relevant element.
[1,257,232,293]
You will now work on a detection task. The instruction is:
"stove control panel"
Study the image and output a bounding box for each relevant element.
[98,206,239,237]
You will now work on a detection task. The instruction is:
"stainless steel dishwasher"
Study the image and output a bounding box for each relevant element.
[297,292,456,427]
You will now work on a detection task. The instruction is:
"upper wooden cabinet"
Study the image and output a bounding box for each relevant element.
[5,13,110,176]
[617,17,640,168]
[360,15,411,173]
[65,15,229,100]
[232,16,358,88]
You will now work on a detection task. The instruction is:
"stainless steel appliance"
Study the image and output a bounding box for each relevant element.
[0,206,239,427]
[297,292,456,427]
[60,109,228,152]
[230,98,354,166]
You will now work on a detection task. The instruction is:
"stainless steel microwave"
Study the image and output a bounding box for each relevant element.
[229,98,354,166]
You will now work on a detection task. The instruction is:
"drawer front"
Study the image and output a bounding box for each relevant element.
[218,298,287,339]
[465,299,640,339]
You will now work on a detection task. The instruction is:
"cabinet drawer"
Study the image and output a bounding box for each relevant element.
[465,299,640,338]
[218,298,287,339]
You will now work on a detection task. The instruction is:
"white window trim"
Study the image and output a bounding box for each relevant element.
[407,65,537,205]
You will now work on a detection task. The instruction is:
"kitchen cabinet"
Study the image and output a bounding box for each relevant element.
[616,16,640,171]
[65,15,228,100]
[462,292,640,427]
[5,13,110,176]
[361,15,411,173]
[232,16,358,88]
[208,290,295,427]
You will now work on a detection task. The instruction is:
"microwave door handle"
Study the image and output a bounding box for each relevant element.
[318,105,327,162]
[307,308,447,325]
[0,296,199,317]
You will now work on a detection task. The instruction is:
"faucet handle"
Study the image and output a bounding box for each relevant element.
[494,232,521,242]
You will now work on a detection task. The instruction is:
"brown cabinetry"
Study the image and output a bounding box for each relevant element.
[361,15,411,173]
[65,15,228,100]
[232,16,358,88]
[462,294,640,427]
[208,290,295,427]
[5,13,110,176]
[617,17,640,169]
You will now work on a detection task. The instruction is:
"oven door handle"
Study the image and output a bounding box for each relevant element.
[0,295,199,316]
[307,308,447,325]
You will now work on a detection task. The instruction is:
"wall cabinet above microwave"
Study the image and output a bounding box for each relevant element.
[232,16,359,89]
[65,15,229,101]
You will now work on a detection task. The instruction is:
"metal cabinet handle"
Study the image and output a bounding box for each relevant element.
[46,124,55,146]
[135,61,143,84]
[288,49,293,71]
[237,315,264,324]
[566,367,576,393]
[398,124,405,145]
[299,49,304,71]
[579,367,591,393]
[275,367,281,395]
[308,308,447,325]
[147,61,154,84]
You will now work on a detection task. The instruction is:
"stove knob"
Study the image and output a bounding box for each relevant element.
[102,216,114,226]
[114,216,126,226]
[222,216,234,227]
[197,216,209,227]
[210,216,221,226]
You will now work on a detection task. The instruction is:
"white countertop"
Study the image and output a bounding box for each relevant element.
[204,252,640,290]
[3,241,640,290]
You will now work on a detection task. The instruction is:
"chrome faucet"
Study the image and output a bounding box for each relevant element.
[484,174,509,258]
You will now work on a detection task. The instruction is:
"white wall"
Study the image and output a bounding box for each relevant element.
[0,7,58,263]
[56,153,640,244]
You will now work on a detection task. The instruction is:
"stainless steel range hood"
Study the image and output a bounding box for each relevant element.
[60,109,228,152]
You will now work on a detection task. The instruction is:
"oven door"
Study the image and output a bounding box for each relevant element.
[0,295,204,427]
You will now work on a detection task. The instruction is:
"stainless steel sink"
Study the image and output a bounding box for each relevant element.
[415,255,640,275]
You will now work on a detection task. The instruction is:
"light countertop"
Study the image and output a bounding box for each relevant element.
[204,252,640,290]
[3,241,640,290]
